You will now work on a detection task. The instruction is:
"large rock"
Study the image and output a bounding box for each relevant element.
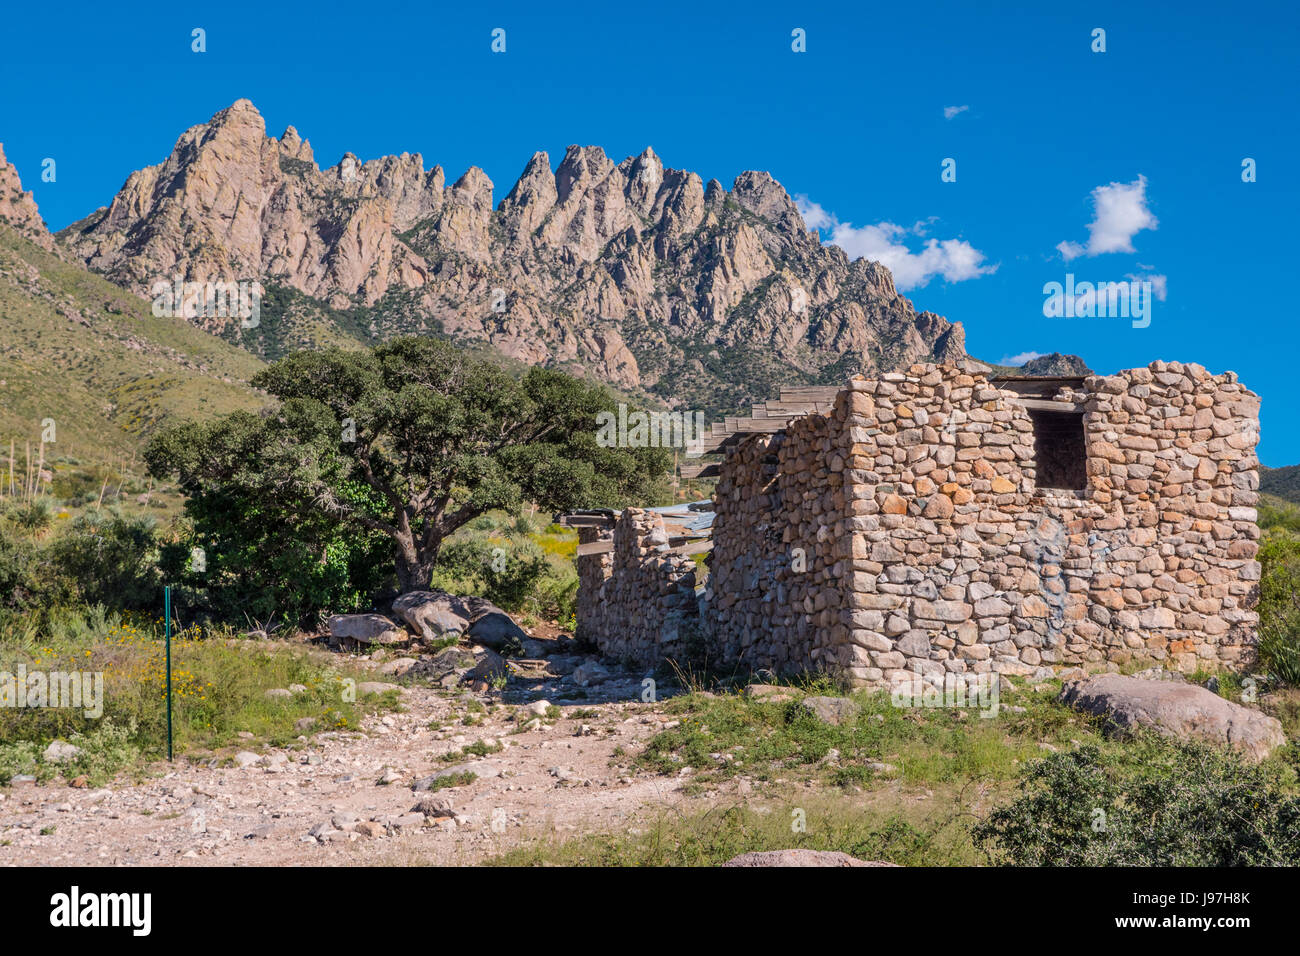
[722,850,898,867]
[355,681,401,697]
[327,613,407,645]
[1059,674,1285,761]
[461,648,508,689]
[466,610,527,656]
[412,645,479,687]
[42,740,82,763]
[392,591,473,641]
[0,144,54,250]
[393,590,525,655]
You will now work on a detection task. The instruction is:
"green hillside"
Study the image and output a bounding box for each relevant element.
[1261,465,1300,505]
[0,224,266,467]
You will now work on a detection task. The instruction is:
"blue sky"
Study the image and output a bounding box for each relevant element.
[2,0,1297,462]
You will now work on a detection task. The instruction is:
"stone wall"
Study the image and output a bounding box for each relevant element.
[710,408,846,674]
[706,361,1261,687]
[574,509,699,666]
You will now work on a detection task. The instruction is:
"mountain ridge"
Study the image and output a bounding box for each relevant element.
[56,99,970,418]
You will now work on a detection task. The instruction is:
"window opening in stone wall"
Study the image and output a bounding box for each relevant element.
[1027,408,1087,491]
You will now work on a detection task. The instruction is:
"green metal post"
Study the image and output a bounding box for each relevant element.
[165,585,173,761]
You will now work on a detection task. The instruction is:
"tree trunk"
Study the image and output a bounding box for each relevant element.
[394,551,436,594]
[393,531,439,594]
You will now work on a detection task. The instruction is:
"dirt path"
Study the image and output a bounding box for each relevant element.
[0,683,696,866]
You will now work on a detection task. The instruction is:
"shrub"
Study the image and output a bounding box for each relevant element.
[0,528,41,611]
[1257,530,1300,685]
[155,492,393,631]
[974,738,1300,866]
[49,508,162,611]
[430,532,562,616]
[8,499,53,535]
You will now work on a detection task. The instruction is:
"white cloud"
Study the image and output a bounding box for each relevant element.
[1057,175,1158,260]
[1126,271,1168,301]
[795,196,996,291]
[943,105,970,120]
[1001,351,1044,366]
[795,196,835,230]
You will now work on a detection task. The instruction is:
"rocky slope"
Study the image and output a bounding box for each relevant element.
[0,144,54,252]
[0,156,263,462]
[59,100,968,418]
[1018,352,1093,376]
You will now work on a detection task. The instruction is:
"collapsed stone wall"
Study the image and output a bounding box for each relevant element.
[574,509,699,666]
[706,361,1261,687]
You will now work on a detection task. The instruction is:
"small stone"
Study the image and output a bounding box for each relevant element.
[42,740,82,763]
[356,682,400,696]
[411,796,455,817]
[800,696,861,726]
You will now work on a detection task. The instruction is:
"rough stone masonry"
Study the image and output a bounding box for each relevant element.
[576,361,1261,688]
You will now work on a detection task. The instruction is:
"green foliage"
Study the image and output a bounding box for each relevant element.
[421,771,477,791]
[487,801,959,867]
[635,681,1086,793]
[155,489,393,630]
[146,337,669,596]
[0,224,263,467]
[431,529,577,620]
[1256,497,1300,685]
[0,525,44,612]
[1258,530,1300,685]
[974,738,1300,866]
[48,508,161,611]
[1259,493,1300,535]
[1261,466,1300,506]
[9,499,53,535]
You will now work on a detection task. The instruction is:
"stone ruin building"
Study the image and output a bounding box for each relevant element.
[562,361,1262,689]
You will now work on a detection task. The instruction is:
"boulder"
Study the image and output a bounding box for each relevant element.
[42,740,82,763]
[413,645,479,688]
[466,609,527,656]
[392,591,526,655]
[327,613,407,645]
[461,648,508,690]
[722,850,898,867]
[377,657,419,677]
[744,684,795,702]
[572,661,612,687]
[411,796,455,817]
[801,696,861,726]
[1059,674,1286,761]
[521,700,552,718]
[391,591,473,641]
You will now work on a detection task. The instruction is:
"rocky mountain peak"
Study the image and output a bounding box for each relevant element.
[730,170,804,232]
[0,143,53,250]
[56,100,971,416]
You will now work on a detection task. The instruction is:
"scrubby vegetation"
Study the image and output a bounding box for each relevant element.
[0,607,396,787]
[974,739,1300,865]
[1256,494,1300,685]
[491,677,1300,867]
[430,512,578,625]
[0,337,673,787]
